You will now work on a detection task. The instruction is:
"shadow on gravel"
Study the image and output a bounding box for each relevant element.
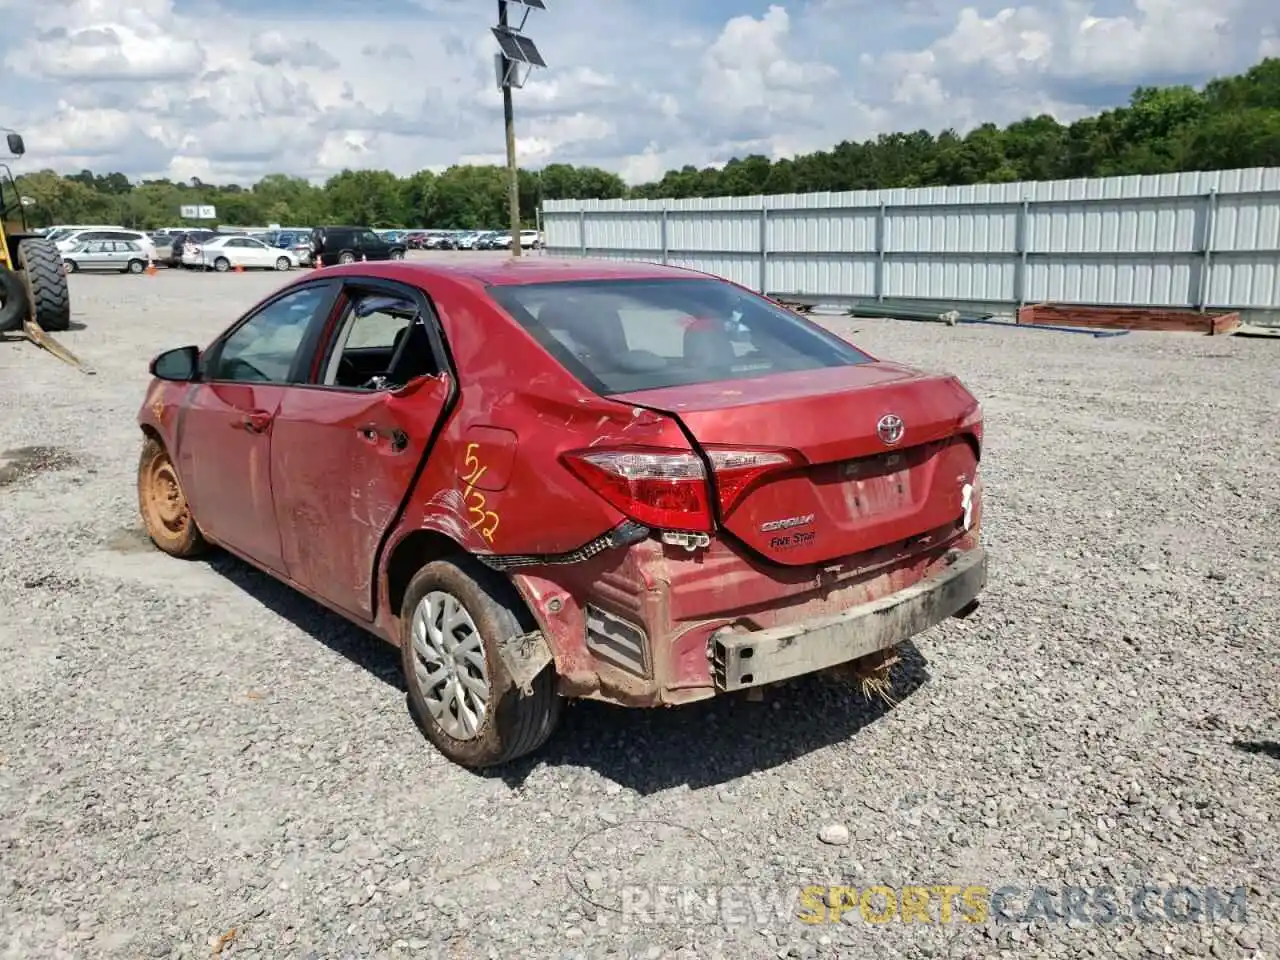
[206,553,406,690]
[200,550,932,791]
[1233,740,1280,761]
[492,642,931,794]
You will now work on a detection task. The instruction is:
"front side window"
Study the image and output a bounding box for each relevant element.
[486,278,873,395]
[212,285,330,384]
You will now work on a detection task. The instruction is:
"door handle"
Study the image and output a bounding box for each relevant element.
[242,411,273,433]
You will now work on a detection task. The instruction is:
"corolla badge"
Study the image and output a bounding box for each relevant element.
[876,413,905,446]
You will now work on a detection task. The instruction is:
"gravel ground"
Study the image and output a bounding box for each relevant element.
[1,255,1277,960]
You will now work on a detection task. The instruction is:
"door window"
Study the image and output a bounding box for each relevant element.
[358,230,385,248]
[320,289,439,390]
[212,285,332,384]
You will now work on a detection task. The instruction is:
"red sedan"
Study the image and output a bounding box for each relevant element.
[137,258,986,768]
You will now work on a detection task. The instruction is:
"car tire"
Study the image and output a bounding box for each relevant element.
[275,257,291,271]
[390,249,405,260]
[338,251,356,265]
[400,557,562,768]
[137,436,208,558]
[127,259,145,274]
[213,257,230,273]
[63,259,79,274]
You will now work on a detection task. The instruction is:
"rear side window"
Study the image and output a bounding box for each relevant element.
[485,278,873,395]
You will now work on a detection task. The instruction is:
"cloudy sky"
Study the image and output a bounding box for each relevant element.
[3,0,1277,185]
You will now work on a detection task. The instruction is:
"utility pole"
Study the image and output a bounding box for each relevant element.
[491,0,546,258]
[499,0,521,256]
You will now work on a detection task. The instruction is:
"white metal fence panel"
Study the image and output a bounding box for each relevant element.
[541,167,1280,313]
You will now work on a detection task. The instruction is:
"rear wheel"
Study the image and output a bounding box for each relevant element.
[62,259,79,274]
[275,256,291,271]
[390,249,405,260]
[137,437,208,558]
[213,257,230,273]
[338,251,356,265]
[127,259,145,274]
[17,237,71,332]
[400,558,562,768]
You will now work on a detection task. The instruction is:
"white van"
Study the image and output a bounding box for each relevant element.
[45,225,123,243]
[56,228,158,261]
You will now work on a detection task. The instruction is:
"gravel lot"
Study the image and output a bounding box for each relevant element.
[1,253,1277,960]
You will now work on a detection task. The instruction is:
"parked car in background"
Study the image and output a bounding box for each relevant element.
[55,228,157,262]
[405,232,429,249]
[474,231,505,250]
[169,229,218,268]
[135,256,986,768]
[262,230,313,266]
[184,235,300,272]
[310,226,407,266]
[61,239,151,274]
[518,230,541,250]
[45,224,123,244]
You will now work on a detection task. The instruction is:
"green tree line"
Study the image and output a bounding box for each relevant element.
[12,58,1279,231]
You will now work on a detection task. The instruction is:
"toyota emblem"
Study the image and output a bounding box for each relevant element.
[877,414,905,445]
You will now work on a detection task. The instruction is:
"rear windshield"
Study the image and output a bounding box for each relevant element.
[485,278,872,395]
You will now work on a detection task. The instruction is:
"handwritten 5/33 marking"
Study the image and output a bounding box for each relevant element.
[461,442,500,543]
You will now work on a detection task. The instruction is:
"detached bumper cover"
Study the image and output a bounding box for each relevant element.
[711,546,987,692]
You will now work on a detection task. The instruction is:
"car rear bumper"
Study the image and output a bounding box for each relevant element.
[709,545,986,692]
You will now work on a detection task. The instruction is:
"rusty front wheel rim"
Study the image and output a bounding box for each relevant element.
[143,455,190,537]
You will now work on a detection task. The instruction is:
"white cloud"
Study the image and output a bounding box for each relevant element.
[0,0,1275,185]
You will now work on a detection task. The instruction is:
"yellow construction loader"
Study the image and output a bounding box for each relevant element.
[1,129,89,372]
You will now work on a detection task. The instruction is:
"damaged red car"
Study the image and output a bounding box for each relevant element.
[136,258,986,768]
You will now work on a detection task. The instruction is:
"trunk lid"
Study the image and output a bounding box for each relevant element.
[614,362,981,565]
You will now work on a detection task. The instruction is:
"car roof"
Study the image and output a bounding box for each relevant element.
[318,257,710,288]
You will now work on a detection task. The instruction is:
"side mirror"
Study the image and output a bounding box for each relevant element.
[5,133,24,157]
[150,345,200,381]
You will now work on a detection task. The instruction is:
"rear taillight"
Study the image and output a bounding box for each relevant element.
[561,444,801,532]
[703,446,800,515]
[562,447,712,532]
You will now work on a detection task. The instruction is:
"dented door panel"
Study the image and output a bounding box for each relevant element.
[270,375,451,621]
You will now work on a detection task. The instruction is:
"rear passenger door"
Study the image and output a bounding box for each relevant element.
[269,277,453,620]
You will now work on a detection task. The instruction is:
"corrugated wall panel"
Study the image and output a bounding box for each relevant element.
[1025,257,1196,306]
[766,256,878,298]
[668,212,759,253]
[886,206,1016,253]
[542,213,581,250]
[582,213,662,251]
[766,210,876,253]
[539,167,1280,314]
[884,256,1015,302]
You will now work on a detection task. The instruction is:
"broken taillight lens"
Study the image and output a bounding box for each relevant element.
[703,446,801,515]
[562,447,713,532]
[561,445,802,533]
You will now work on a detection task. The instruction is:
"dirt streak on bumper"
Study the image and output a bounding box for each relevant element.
[710,546,988,691]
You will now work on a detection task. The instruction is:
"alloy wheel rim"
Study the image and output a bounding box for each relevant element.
[411,591,490,740]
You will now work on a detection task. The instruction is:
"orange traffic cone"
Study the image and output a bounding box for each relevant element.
[145,259,157,276]
[233,263,244,273]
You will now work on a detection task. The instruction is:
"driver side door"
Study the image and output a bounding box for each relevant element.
[177,281,340,573]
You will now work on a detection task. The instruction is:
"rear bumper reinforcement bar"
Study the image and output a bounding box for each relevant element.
[711,546,987,692]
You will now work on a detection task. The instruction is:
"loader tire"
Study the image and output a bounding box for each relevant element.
[0,267,27,333]
[17,238,71,333]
